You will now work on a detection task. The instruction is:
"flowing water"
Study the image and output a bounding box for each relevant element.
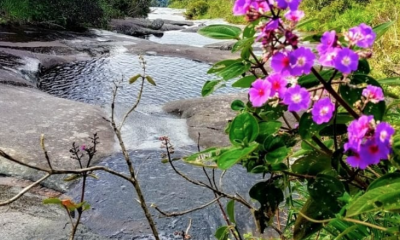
[36,8,265,239]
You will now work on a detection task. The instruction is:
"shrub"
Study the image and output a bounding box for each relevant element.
[185,1,209,19]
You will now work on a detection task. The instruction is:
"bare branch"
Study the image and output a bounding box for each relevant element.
[153,196,222,217]
[0,173,51,206]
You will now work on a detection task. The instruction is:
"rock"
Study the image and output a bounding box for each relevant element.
[204,41,236,51]
[163,93,247,148]
[150,18,164,30]
[181,26,204,33]
[0,183,109,240]
[0,85,115,192]
[110,18,164,36]
[162,19,194,26]
[159,23,185,31]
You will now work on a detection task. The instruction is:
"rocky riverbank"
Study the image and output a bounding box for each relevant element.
[0,18,244,239]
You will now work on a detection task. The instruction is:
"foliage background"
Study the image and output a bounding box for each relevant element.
[0,0,151,29]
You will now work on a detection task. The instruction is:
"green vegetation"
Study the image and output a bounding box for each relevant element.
[301,0,400,78]
[0,0,150,29]
[169,0,245,24]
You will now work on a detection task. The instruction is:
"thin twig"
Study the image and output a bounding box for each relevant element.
[0,173,51,206]
[40,134,53,170]
[153,197,222,217]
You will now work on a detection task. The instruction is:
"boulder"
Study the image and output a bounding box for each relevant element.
[0,85,115,192]
[150,18,164,30]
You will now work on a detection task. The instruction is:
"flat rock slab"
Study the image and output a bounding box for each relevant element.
[0,184,108,240]
[163,93,247,148]
[0,85,115,192]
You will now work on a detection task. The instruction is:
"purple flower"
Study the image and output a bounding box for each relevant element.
[345,118,395,169]
[264,18,281,30]
[271,52,291,76]
[317,30,338,55]
[346,152,370,170]
[346,23,376,48]
[334,48,359,74]
[276,0,301,10]
[345,115,374,151]
[362,85,384,103]
[311,97,335,124]
[289,47,315,76]
[319,47,339,67]
[283,85,310,112]
[266,73,288,98]
[233,0,249,15]
[284,10,304,22]
[249,78,271,107]
[233,0,271,15]
[359,139,389,165]
[375,122,395,147]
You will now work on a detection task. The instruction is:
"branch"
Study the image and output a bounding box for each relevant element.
[153,197,222,217]
[0,173,51,206]
[0,149,132,182]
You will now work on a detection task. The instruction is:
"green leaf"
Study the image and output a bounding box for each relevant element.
[129,74,142,84]
[263,136,288,163]
[232,75,256,88]
[198,24,242,40]
[346,182,400,217]
[292,152,331,175]
[373,21,394,41]
[201,80,224,97]
[297,18,318,29]
[308,174,345,205]
[217,144,258,170]
[258,121,282,137]
[319,123,348,136]
[266,146,289,164]
[207,59,240,74]
[368,172,400,191]
[231,37,254,53]
[82,202,91,211]
[270,162,288,171]
[229,112,259,146]
[250,181,284,232]
[298,113,327,139]
[43,198,62,205]
[301,33,322,43]
[339,84,362,105]
[356,59,370,74]
[220,62,251,80]
[145,76,156,86]
[242,22,257,38]
[240,45,251,60]
[183,147,228,168]
[379,77,400,86]
[226,200,236,224]
[88,173,99,180]
[231,99,245,111]
[363,101,386,121]
[63,174,82,182]
[214,226,229,240]
[294,198,331,240]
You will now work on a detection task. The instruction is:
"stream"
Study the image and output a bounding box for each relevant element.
[35,8,264,240]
